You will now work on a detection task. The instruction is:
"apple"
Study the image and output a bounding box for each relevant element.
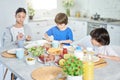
[38,55,44,62]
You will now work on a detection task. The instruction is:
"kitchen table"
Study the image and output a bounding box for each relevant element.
[0,46,120,80]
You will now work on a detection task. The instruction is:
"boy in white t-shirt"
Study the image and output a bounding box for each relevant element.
[90,28,120,61]
[76,28,120,62]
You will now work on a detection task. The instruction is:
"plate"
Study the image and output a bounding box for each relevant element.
[24,40,49,49]
[83,55,100,62]
[92,56,100,62]
[7,49,16,54]
[24,43,37,49]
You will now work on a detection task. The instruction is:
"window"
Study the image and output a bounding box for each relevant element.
[30,0,57,10]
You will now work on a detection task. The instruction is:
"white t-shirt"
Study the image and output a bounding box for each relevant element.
[11,27,24,41]
[95,46,118,56]
[76,35,118,56]
[78,35,93,48]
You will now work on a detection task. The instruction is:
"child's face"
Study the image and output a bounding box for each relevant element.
[15,12,26,25]
[91,38,101,47]
[57,23,66,30]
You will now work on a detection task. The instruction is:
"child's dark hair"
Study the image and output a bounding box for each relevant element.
[54,13,68,25]
[16,8,26,15]
[90,28,110,45]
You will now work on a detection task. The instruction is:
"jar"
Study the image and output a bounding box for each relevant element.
[83,61,94,80]
[74,46,84,60]
[83,52,94,80]
[75,11,80,18]
[63,48,68,55]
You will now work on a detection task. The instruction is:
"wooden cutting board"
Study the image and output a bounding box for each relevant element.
[94,59,107,68]
[31,66,64,80]
[1,50,28,58]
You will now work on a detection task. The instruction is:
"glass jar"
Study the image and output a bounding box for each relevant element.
[83,52,94,80]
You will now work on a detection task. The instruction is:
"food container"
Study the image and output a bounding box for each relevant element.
[26,57,35,65]
[75,11,81,18]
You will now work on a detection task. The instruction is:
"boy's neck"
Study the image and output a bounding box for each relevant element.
[60,27,67,30]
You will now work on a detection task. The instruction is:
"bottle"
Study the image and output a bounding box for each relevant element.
[83,51,94,80]
[75,11,80,18]
[74,46,84,60]
[63,48,68,55]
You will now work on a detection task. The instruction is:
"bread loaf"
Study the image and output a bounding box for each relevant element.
[48,48,61,55]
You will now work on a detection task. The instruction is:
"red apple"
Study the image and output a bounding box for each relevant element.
[38,55,44,62]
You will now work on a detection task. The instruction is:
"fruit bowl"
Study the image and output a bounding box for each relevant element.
[38,54,55,63]
[54,53,74,67]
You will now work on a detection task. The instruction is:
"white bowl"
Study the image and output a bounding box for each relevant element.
[26,57,35,65]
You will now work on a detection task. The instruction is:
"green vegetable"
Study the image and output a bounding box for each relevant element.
[28,46,44,57]
[62,56,83,76]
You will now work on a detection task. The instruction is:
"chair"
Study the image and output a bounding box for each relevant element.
[2,68,15,80]
[0,30,15,80]
[3,68,8,80]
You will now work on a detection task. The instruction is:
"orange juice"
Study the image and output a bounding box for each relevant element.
[83,61,94,80]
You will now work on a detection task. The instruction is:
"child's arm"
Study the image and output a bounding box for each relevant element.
[97,54,120,62]
[59,40,73,44]
[44,33,52,42]
[26,35,31,41]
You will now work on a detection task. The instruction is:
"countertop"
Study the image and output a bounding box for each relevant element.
[29,17,120,26]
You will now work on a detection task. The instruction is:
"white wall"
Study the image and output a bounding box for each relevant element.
[34,0,120,19]
[0,0,27,47]
[87,0,120,19]
[63,0,120,19]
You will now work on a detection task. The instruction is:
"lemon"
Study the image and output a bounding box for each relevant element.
[63,54,73,59]
[59,59,65,66]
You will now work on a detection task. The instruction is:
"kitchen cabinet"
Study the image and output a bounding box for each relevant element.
[87,22,107,35]
[28,20,55,40]
[68,20,87,41]
[107,25,120,46]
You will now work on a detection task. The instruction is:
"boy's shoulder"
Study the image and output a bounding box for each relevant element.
[51,26,58,29]
[66,27,72,31]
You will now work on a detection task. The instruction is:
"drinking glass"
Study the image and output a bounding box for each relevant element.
[18,40,24,48]
[16,48,24,59]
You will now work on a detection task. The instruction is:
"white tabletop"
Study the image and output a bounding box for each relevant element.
[0,46,120,80]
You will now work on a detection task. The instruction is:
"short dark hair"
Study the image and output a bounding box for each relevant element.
[54,13,68,25]
[90,28,110,45]
[16,8,26,15]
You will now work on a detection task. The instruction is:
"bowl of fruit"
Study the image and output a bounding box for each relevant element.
[38,54,55,65]
[55,53,74,67]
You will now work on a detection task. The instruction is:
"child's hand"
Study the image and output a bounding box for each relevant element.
[97,54,108,59]
[26,35,31,41]
[17,33,24,40]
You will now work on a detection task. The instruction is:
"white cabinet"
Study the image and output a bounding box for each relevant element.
[28,20,55,40]
[68,20,87,41]
[107,25,120,46]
